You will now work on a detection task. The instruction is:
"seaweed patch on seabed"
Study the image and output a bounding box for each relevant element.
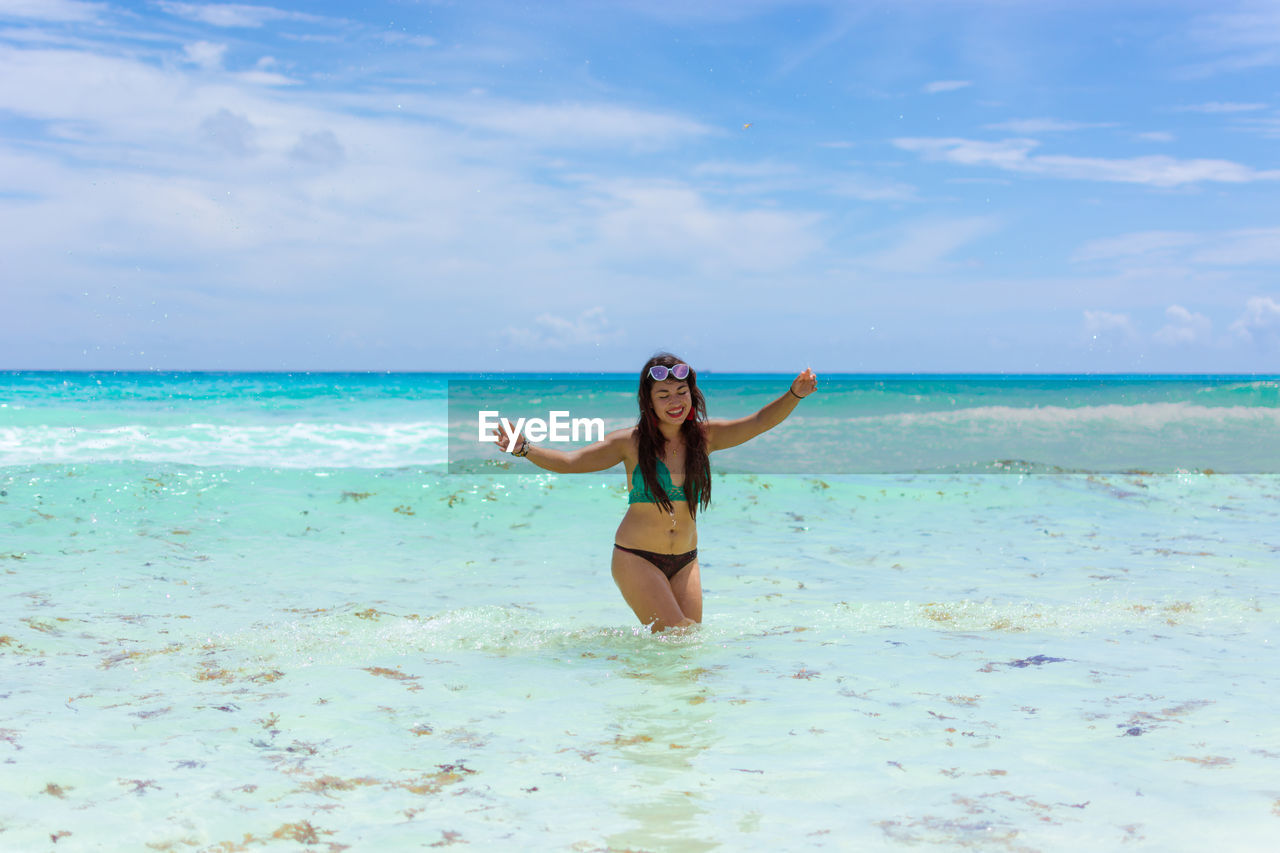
[1106,698,1216,737]
[1171,755,1235,768]
[363,666,423,691]
[876,813,1027,850]
[0,634,31,652]
[201,820,350,852]
[287,763,477,803]
[878,791,1089,849]
[979,655,1068,673]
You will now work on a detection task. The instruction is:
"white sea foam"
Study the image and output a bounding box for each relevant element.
[0,421,448,468]
[5,402,1278,472]
[855,401,1280,430]
[716,401,1280,473]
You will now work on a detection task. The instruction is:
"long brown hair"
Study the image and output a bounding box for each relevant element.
[635,352,711,518]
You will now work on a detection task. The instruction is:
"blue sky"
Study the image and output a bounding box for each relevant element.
[2,0,1279,372]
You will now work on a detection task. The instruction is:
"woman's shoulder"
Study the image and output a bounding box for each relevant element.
[695,420,717,446]
[605,426,639,464]
[605,426,638,444]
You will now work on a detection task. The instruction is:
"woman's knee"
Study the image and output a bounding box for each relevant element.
[651,616,697,633]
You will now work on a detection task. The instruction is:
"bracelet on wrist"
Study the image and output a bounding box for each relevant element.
[513,438,532,458]
[788,387,804,400]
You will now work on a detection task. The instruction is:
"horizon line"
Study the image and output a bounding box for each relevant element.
[3,369,1278,378]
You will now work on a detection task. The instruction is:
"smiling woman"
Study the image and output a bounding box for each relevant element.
[485,352,818,631]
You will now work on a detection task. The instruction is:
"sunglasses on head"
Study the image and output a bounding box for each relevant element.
[648,363,691,381]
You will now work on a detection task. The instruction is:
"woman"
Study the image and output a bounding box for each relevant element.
[492,353,817,632]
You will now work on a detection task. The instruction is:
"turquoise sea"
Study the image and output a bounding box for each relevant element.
[2,372,1279,851]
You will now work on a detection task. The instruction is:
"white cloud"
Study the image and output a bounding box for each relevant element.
[157,2,323,28]
[289,129,343,166]
[0,33,825,369]
[1187,6,1280,75]
[183,41,226,70]
[1154,305,1212,346]
[232,69,299,86]
[0,0,103,22]
[897,136,1037,170]
[1238,114,1280,138]
[1173,101,1268,113]
[0,44,708,164]
[1074,227,1280,267]
[590,180,822,273]
[1229,296,1280,343]
[1189,227,1280,266]
[860,217,998,274]
[829,173,917,202]
[983,118,1112,134]
[1083,310,1138,347]
[692,159,798,179]
[894,136,1280,186]
[1134,131,1175,143]
[505,307,616,350]
[1072,230,1200,263]
[615,0,804,25]
[774,8,864,77]
[0,46,212,140]
[199,108,256,156]
[923,80,971,94]
[381,31,437,49]
[944,177,1011,186]
[692,160,914,204]
[414,96,712,149]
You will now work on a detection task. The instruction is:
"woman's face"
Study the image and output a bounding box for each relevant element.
[649,377,691,426]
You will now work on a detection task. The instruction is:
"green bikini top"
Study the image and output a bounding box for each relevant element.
[628,458,687,504]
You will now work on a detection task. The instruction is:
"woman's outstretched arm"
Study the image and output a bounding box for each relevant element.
[486,424,631,474]
[707,368,817,452]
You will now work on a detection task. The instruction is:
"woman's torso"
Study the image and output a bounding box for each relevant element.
[614,437,697,553]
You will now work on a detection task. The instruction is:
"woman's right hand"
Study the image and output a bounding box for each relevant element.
[483,418,526,455]
[790,368,818,399]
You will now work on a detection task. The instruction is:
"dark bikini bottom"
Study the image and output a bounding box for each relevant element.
[613,544,698,580]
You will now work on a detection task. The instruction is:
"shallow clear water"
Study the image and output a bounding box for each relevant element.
[2,373,1279,851]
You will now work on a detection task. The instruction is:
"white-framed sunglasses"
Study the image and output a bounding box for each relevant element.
[648,363,691,381]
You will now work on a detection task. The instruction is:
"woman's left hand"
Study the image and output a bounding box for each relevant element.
[791,368,817,399]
